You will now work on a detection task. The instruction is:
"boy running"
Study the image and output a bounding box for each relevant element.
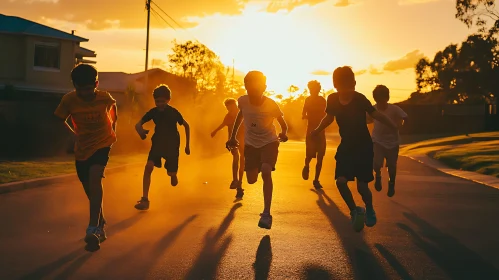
[54,64,117,251]
[134,85,190,210]
[311,66,398,232]
[226,71,288,229]
[369,85,408,197]
[301,80,327,189]
[211,98,245,198]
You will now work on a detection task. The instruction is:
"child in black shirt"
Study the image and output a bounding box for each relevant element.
[134,85,190,210]
[311,66,397,232]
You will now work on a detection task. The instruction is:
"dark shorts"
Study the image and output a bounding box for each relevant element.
[373,143,400,170]
[75,147,111,184]
[148,141,180,172]
[244,141,279,172]
[306,133,326,158]
[335,143,374,182]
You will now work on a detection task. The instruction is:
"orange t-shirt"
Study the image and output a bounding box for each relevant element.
[54,90,117,161]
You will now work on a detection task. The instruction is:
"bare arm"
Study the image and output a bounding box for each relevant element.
[61,116,75,134]
[370,111,397,130]
[229,111,243,140]
[211,121,226,137]
[135,119,149,140]
[110,104,118,132]
[314,114,335,133]
[277,115,288,135]
[183,121,191,154]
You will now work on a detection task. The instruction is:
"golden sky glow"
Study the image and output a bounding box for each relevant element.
[3,0,475,102]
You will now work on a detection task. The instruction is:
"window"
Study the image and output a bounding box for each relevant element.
[34,42,60,70]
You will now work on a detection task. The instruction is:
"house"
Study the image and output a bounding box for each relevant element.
[0,14,96,94]
[99,68,197,108]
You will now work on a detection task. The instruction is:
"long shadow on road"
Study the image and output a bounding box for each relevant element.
[253,235,272,280]
[398,211,499,280]
[18,213,145,280]
[311,189,388,280]
[184,203,242,280]
[97,214,198,278]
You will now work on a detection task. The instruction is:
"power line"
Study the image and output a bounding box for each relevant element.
[150,7,177,31]
[150,0,199,41]
[151,0,185,30]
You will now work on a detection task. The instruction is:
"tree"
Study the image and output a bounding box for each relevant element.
[168,40,226,97]
[456,0,499,34]
[414,34,499,104]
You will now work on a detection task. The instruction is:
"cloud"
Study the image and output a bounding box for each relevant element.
[369,66,383,75]
[398,0,440,5]
[334,0,352,7]
[354,69,367,76]
[3,0,250,30]
[383,50,425,72]
[266,0,334,13]
[311,69,331,75]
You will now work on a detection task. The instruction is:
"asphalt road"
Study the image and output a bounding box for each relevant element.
[1,141,499,280]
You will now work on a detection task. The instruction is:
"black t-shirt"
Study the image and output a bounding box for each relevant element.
[326,91,375,148]
[141,106,184,143]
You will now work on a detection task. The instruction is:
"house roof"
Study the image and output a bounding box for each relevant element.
[0,14,88,42]
[99,68,195,93]
[76,46,96,58]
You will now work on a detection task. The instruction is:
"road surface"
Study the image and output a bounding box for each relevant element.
[1,141,499,279]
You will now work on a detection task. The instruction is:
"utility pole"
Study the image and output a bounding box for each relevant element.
[145,0,151,95]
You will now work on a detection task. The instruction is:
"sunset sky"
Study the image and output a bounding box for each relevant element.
[3,0,476,102]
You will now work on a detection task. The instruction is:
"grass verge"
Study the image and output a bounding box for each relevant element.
[0,153,145,184]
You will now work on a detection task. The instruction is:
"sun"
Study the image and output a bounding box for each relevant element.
[201,3,346,96]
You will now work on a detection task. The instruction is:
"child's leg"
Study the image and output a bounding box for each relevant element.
[88,164,105,228]
[386,146,400,182]
[231,148,240,182]
[81,182,106,226]
[336,177,356,211]
[373,143,384,178]
[303,135,314,180]
[356,180,373,209]
[315,155,324,181]
[261,163,273,214]
[165,152,179,186]
[260,142,279,214]
[244,144,260,184]
[315,136,326,181]
[142,161,155,198]
[238,146,245,183]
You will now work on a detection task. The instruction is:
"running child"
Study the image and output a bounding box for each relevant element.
[54,64,117,251]
[369,85,408,197]
[211,98,245,198]
[134,85,190,210]
[301,80,327,189]
[226,71,288,229]
[311,66,398,232]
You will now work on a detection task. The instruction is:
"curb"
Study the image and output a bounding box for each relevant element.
[405,154,499,190]
[0,163,141,195]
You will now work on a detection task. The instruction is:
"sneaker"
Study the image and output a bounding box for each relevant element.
[375,176,382,192]
[350,206,365,232]
[302,166,309,180]
[258,213,273,229]
[171,175,178,186]
[84,226,100,252]
[235,188,244,199]
[313,180,323,190]
[134,197,150,210]
[387,180,395,197]
[95,226,107,243]
[230,180,239,189]
[365,207,377,227]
